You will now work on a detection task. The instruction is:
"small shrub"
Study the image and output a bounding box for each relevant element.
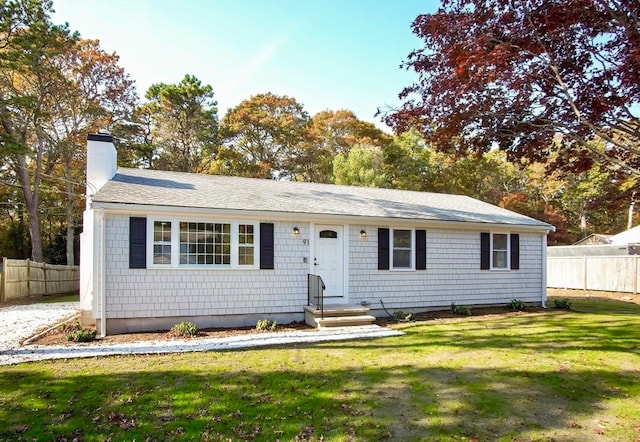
[451,303,471,316]
[67,328,97,342]
[392,310,414,322]
[256,319,277,332]
[60,321,83,333]
[508,299,527,311]
[169,321,198,337]
[553,298,572,310]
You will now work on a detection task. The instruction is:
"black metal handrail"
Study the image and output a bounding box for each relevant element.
[307,273,325,319]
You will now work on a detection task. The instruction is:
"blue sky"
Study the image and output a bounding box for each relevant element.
[52,0,441,130]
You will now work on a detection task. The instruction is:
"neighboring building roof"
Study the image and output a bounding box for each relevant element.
[573,234,613,245]
[91,167,553,230]
[610,225,640,245]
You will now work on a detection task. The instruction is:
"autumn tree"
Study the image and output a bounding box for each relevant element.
[43,38,136,264]
[0,1,136,263]
[215,93,309,179]
[292,109,392,183]
[142,74,218,173]
[385,0,640,175]
[0,0,77,261]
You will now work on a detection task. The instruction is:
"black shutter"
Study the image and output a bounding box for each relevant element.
[129,217,147,269]
[480,232,490,270]
[416,229,427,270]
[510,233,520,270]
[378,228,390,270]
[260,223,274,270]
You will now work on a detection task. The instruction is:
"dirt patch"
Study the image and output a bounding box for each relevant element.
[547,288,640,305]
[32,321,314,346]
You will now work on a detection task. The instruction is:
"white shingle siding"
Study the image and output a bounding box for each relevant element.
[347,226,543,310]
[104,214,309,320]
[102,215,544,322]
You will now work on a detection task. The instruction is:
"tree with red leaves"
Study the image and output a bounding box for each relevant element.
[384,0,640,175]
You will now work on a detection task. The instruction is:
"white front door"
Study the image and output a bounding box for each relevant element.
[314,224,344,298]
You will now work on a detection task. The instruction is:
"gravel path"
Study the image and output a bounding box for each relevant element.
[0,302,403,366]
[0,302,79,352]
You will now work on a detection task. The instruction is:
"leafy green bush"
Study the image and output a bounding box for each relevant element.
[451,303,471,316]
[553,298,572,310]
[67,328,97,342]
[256,319,277,332]
[393,310,414,322]
[60,321,83,333]
[507,299,527,311]
[169,321,198,337]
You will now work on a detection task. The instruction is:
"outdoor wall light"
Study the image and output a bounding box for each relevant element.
[293,227,300,235]
[360,229,367,238]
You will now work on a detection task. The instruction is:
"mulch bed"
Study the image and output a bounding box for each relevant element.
[29,289,637,346]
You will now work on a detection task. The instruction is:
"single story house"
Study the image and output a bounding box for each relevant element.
[80,134,554,335]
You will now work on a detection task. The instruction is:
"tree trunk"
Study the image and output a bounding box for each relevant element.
[14,146,44,262]
[628,197,636,231]
[580,204,588,238]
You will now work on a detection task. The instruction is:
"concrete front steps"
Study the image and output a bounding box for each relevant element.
[304,304,376,329]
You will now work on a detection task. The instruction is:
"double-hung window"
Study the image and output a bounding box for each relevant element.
[238,224,255,266]
[391,229,414,270]
[378,228,426,271]
[153,221,172,265]
[480,232,518,271]
[148,218,258,268]
[491,233,509,270]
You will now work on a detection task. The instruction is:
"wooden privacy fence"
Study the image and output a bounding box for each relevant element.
[0,258,79,302]
[547,255,640,293]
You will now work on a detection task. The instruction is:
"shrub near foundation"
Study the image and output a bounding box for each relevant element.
[66,328,97,343]
[554,298,573,309]
[169,322,198,337]
[451,303,471,316]
[507,299,527,311]
[256,319,277,331]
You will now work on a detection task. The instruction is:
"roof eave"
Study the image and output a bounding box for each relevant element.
[91,201,555,234]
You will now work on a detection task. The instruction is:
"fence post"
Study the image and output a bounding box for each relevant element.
[633,255,640,295]
[26,258,31,296]
[43,263,46,295]
[1,257,6,303]
[583,255,587,291]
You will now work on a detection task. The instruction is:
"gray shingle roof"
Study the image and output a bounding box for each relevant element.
[91,168,552,229]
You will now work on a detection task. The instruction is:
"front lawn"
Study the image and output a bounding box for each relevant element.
[1,299,639,441]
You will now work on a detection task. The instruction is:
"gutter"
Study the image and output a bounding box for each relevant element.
[541,233,548,308]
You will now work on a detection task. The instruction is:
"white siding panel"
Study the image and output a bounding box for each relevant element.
[104,214,309,320]
[348,226,544,310]
[104,214,545,321]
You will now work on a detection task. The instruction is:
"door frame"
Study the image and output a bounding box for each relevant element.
[309,223,349,303]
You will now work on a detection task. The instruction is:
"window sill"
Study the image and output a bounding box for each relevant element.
[146,265,260,271]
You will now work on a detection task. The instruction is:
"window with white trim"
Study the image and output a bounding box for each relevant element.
[148,218,258,268]
[238,224,255,266]
[179,222,230,265]
[391,228,414,270]
[153,221,172,265]
[491,233,509,269]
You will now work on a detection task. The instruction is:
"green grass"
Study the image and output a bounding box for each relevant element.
[1,299,639,441]
[41,293,79,303]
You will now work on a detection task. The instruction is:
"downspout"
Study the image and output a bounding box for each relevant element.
[541,232,548,308]
[99,208,107,337]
